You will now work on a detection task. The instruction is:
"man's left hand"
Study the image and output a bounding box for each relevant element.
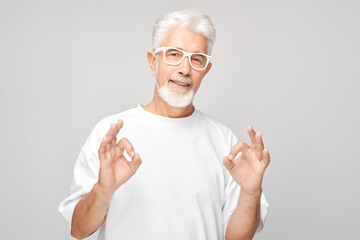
[223,125,270,194]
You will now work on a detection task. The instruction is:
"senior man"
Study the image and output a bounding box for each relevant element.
[59,10,270,240]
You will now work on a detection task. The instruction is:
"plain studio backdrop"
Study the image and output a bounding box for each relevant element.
[1,0,359,239]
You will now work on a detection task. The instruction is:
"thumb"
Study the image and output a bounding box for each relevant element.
[223,156,234,170]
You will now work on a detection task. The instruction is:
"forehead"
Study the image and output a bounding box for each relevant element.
[160,28,208,54]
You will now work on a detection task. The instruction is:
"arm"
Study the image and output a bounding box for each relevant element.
[71,120,142,239]
[223,126,270,240]
[225,189,262,240]
[71,183,113,239]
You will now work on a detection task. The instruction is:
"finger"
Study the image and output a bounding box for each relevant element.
[99,134,114,158]
[255,132,264,159]
[129,153,142,174]
[223,156,234,170]
[117,137,135,158]
[100,120,124,149]
[115,119,124,132]
[98,136,107,159]
[262,148,270,167]
[228,141,250,160]
[247,125,256,149]
[106,120,124,140]
[111,137,117,147]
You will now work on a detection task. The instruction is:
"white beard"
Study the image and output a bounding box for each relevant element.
[154,59,195,108]
[155,76,195,108]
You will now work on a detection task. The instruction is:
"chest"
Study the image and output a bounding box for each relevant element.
[115,126,227,207]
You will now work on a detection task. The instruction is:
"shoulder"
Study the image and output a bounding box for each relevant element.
[93,107,138,133]
[83,106,138,149]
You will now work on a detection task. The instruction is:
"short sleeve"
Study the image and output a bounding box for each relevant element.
[222,133,269,239]
[58,124,103,231]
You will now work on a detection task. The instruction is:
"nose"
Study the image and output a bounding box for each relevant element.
[177,56,191,76]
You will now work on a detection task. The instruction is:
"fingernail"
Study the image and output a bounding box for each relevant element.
[130,151,135,157]
[228,154,234,160]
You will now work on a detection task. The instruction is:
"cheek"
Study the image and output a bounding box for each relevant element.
[156,68,172,85]
[192,76,204,92]
[157,63,171,77]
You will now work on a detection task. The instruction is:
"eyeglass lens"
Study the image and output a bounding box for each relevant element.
[164,48,208,70]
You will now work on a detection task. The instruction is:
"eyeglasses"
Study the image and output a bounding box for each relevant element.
[154,47,211,71]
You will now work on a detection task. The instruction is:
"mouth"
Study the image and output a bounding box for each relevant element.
[169,79,192,87]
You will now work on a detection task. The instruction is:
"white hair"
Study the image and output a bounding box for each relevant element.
[152,10,216,55]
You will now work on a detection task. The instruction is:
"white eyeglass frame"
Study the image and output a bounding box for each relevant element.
[154,47,212,71]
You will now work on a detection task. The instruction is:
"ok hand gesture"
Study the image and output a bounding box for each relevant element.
[97,120,142,195]
[223,125,270,194]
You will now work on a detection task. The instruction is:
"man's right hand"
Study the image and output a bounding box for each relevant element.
[71,120,141,239]
[97,119,142,196]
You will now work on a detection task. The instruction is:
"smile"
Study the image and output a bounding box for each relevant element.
[169,80,192,87]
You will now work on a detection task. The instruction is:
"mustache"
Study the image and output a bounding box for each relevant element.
[169,75,193,85]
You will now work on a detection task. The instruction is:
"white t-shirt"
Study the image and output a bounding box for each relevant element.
[59,104,269,240]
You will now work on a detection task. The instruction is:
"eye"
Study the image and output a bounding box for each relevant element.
[192,55,204,64]
[166,50,182,59]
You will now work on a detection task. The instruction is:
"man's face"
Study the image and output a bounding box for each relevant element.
[148,28,212,108]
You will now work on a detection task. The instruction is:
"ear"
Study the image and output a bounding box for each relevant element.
[147,51,157,76]
[203,62,212,77]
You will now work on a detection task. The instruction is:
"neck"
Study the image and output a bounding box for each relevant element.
[142,87,195,118]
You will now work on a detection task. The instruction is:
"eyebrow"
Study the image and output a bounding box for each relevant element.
[174,47,203,54]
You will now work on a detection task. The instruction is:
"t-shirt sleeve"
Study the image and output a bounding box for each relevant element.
[58,123,103,231]
[222,132,269,239]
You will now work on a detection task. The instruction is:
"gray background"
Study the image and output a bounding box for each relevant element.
[1,0,359,239]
